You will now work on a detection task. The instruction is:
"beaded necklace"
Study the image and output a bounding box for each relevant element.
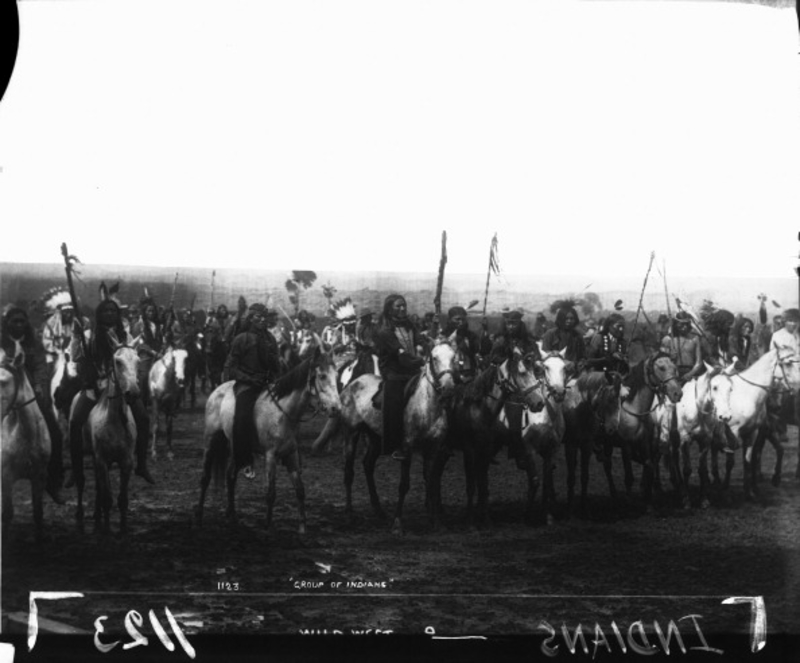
[394,326,416,355]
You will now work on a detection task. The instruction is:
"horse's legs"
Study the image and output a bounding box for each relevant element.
[264,451,278,531]
[580,438,592,512]
[601,443,617,500]
[166,412,175,461]
[363,431,384,518]
[564,440,577,511]
[150,403,159,462]
[463,446,477,525]
[225,463,239,524]
[343,427,357,518]
[94,459,111,533]
[284,449,306,535]
[764,426,784,487]
[119,467,131,533]
[1,476,12,536]
[391,457,412,535]
[195,435,220,527]
[31,471,46,542]
[426,446,449,528]
[524,452,540,525]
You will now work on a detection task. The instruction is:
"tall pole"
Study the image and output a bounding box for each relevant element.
[482,233,498,317]
[433,231,447,336]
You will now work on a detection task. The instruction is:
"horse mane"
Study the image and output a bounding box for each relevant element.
[271,350,331,400]
[460,363,499,404]
[623,351,669,399]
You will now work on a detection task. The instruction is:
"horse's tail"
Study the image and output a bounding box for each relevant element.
[207,430,230,489]
[311,413,341,454]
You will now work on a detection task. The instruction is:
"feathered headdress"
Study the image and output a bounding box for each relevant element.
[331,297,357,323]
[42,287,74,313]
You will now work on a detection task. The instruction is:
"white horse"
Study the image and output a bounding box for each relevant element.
[79,340,141,533]
[1,347,52,542]
[502,347,569,524]
[148,345,189,460]
[707,348,800,500]
[327,336,459,532]
[196,347,341,533]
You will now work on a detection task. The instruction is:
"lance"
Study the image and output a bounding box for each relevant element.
[210,270,216,310]
[60,242,94,389]
[432,230,447,336]
[165,272,179,328]
[661,257,672,320]
[482,233,499,318]
[632,251,655,337]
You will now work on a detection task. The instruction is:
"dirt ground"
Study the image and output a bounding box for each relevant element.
[3,389,800,660]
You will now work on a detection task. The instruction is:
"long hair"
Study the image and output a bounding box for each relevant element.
[554,306,580,332]
[93,299,126,365]
[378,294,412,331]
[1,306,36,349]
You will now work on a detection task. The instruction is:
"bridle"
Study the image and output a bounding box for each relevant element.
[536,351,569,401]
[423,345,458,394]
[495,353,543,405]
[618,354,681,418]
[1,360,37,416]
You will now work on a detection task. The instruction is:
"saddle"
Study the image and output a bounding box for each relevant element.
[370,373,422,411]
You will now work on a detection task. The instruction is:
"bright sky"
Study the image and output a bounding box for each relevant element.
[1,0,799,280]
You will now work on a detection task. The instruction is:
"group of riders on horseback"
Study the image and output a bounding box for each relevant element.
[2,280,797,520]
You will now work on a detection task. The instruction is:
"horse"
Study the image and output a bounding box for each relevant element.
[179,333,204,409]
[203,331,227,393]
[447,351,548,527]
[501,348,569,524]
[148,344,189,461]
[325,336,459,532]
[76,339,141,534]
[649,363,731,509]
[1,347,52,542]
[568,352,683,506]
[707,348,800,500]
[310,347,380,453]
[195,347,341,533]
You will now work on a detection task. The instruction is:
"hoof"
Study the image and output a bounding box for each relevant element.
[771,475,781,488]
[391,519,404,536]
[298,523,307,535]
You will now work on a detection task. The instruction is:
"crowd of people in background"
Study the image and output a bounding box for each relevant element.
[2,282,796,499]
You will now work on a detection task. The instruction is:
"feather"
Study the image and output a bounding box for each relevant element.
[772,300,781,308]
[99,281,109,301]
[467,299,480,309]
[613,299,624,311]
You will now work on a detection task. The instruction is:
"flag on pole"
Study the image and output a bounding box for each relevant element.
[489,233,500,275]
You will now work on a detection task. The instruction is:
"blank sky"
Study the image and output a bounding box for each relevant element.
[1,0,798,279]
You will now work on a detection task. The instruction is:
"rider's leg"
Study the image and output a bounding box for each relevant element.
[128,396,155,484]
[64,391,95,488]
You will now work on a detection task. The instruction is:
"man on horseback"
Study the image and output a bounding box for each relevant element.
[541,303,586,365]
[131,296,165,408]
[65,298,156,487]
[374,294,428,461]
[442,305,488,382]
[659,312,703,384]
[41,289,79,370]
[585,313,629,375]
[489,310,541,468]
[1,306,66,504]
[225,303,281,473]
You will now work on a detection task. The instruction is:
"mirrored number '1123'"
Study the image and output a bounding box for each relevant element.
[94,607,196,658]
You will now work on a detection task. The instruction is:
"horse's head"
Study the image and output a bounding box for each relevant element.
[296,330,321,360]
[427,334,459,395]
[111,340,140,398]
[0,348,22,415]
[498,353,546,413]
[310,348,341,414]
[534,342,569,403]
[774,350,800,393]
[648,353,683,404]
[171,347,189,389]
[707,368,735,424]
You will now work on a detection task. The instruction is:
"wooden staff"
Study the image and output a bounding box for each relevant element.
[632,251,655,333]
[482,233,499,317]
[210,269,216,310]
[60,242,94,390]
[432,231,447,336]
